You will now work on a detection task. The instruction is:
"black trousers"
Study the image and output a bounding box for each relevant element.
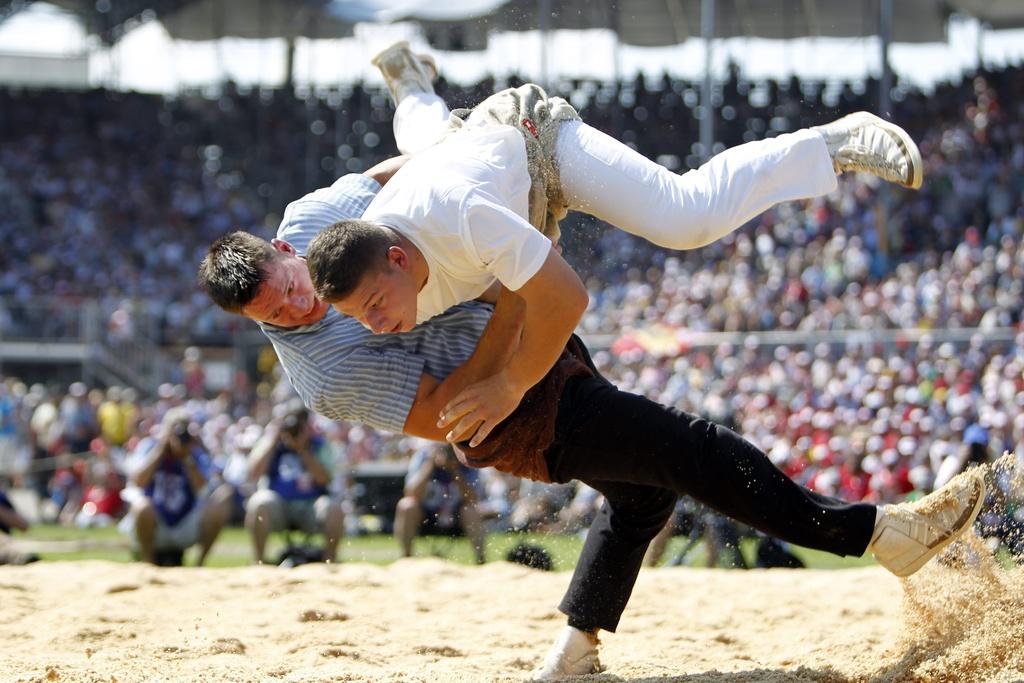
[544,374,877,633]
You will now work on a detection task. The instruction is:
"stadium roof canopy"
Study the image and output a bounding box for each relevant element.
[355,0,1024,49]
[1,0,1022,46]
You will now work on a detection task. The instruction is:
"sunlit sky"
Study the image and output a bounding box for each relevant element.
[1,2,1023,93]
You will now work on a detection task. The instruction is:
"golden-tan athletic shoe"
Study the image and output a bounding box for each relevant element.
[813,111,924,189]
[530,626,605,680]
[371,40,437,106]
[869,471,985,577]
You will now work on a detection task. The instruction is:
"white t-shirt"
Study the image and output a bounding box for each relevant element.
[363,124,552,324]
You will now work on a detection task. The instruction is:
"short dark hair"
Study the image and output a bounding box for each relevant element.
[306,220,397,302]
[198,231,278,312]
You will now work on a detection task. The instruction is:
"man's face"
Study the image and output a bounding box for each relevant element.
[330,254,419,334]
[241,239,328,328]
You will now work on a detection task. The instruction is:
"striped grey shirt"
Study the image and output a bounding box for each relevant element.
[261,174,492,433]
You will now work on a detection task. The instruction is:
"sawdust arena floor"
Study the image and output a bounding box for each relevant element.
[2,539,1023,683]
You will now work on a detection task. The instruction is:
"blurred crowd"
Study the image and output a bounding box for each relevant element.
[0,374,600,565]
[1,65,1021,343]
[0,61,1023,562]
[597,336,1022,502]
[2,337,1014,557]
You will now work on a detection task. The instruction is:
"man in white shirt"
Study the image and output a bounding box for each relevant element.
[306,45,924,447]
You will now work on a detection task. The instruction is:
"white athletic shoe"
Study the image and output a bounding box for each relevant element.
[530,626,605,680]
[371,40,438,106]
[813,111,924,189]
[869,472,986,577]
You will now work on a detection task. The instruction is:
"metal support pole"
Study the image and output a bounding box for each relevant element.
[879,0,892,118]
[537,0,552,87]
[214,0,227,87]
[700,0,715,162]
[612,1,622,83]
[284,38,296,91]
[877,0,892,256]
[305,92,317,192]
[977,21,986,73]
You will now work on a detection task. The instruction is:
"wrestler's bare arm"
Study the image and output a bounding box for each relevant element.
[403,286,525,441]
[474,280,502,304]
[363,155,411,187]
[439,248,588,445]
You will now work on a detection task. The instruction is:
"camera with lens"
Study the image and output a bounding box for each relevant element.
[281,405,309,438]
[172,421,193,445]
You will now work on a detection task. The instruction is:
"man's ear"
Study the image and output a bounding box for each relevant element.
[271,238,296,255]
[386,245,409,270]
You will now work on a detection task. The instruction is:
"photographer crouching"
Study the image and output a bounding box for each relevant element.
[245,399,344,565]
[124,408,232,566]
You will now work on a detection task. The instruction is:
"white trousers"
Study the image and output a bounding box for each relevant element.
[393,93,838,251]
[393,92,452,155]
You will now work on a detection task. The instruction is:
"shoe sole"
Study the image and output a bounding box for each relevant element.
[371,41,438,82]
[856,111,924,190]
[371,40,410,69]
[529,659,605,681]
[899,474,986,577]
[416,53,438,81]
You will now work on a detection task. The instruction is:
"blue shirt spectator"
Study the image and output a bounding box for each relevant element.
[132,435,212,527]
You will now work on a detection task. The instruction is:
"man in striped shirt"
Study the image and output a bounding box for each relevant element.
[199,44,985,680]
[199,155,515,437]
